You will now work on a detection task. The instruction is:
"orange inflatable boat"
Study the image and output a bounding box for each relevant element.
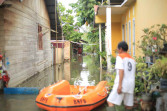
[36,80,108,111]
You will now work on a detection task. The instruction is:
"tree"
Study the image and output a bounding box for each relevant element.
[70,0,106,56]
[59,1,106,57]
[58,3,83,42]
[70,0,100,26]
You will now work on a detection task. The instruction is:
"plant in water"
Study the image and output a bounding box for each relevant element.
[150,56,167,79]
[135,57,153,94]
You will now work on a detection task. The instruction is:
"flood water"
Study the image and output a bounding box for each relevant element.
[0,55,108,111]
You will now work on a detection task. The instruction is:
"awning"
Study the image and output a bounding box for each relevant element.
[95,0,135,15]
[44,0,62,40]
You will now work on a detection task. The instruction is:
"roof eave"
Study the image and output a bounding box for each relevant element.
[95,0,135,15]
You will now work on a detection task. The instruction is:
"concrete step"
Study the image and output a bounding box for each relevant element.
[4,87,39,95]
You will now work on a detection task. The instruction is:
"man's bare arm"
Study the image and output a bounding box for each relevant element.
[117,69,124,94]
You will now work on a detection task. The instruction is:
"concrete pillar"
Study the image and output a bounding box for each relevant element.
[106,7,112,72]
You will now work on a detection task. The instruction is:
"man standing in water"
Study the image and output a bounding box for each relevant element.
[107,41,136,111]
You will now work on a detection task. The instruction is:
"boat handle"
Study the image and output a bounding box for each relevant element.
[73,94,83,99]
[97,89,108,97]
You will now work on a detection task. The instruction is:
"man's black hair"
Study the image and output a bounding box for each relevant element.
[118,41,128,51]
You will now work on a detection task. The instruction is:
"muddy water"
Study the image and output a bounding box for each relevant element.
[0,55,108,111]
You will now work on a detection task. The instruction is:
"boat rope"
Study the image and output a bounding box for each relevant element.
[72,86,87,99]
[78,86,87,95]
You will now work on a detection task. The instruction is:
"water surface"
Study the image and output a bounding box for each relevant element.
[0,55,107,111]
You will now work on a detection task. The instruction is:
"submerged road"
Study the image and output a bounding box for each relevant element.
[0,55,108,111]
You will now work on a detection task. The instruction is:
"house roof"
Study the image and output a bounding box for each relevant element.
[44,0,62,40]
[96,0,124,5]
[44,0,56,33]
[110,0,124,5]
[95,0,136,15]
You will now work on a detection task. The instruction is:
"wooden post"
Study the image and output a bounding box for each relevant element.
[55,0,58,65]
[99,24,102,80]
[55,0,58,40]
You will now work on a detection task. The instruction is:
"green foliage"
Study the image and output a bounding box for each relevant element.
[70,0,99,26]
[102,61,107,67]
[87,29,99,43]
[83,28,100,53]
[83,27,105,54]
[98,51,106,60]
[135,57,153,94]
[105,71,116,91]
[110,55,116,65]
[138,24,167,59]
[69,0,107,56]
[83,44,99,54]
[135,62,147,94]
[60,0,108,69]
[150,57,167,79]
[159,24,167,43]
[98,51,107,66]
[58,3,83,42]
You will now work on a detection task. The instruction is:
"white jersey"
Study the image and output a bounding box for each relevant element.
[113,53,136,94]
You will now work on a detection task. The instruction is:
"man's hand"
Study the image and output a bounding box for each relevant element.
[117,85,122,94]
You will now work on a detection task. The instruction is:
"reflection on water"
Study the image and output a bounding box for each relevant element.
[17,66,55,88]
[18,55,101,87]
[0,55,107,111]
[70,55,101,86]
